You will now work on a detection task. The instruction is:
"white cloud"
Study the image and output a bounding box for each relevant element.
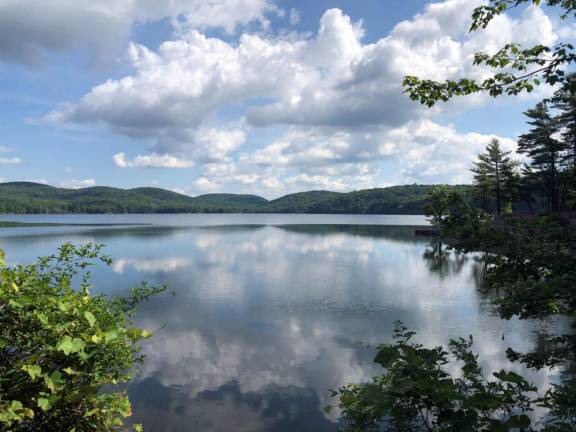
[289,8,300,26]
[0,0,279,66]
[171,0,280,35]
[243,127,386,168]
[0,157,22,165]
[59,178,96,189]
[114,152,194,168]
[193,177,221,193]
[0,146,12,153]
[49,2,555,131]
[26,178,49,184]
[43,0,558,190]
[390,120,518,184]
[185,117,518,196]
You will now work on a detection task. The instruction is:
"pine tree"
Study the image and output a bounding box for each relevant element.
[552,74,576,173]
[517,102,565,212]
[472,138,519,215]
[472,163,491,211]
[551,73,576,209]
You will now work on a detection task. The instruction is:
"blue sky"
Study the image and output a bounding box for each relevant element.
[0,0,567,197]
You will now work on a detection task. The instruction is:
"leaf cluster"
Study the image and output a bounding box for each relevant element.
[333,322,544,432]
[403,1,576,106]
[0,243,164,431]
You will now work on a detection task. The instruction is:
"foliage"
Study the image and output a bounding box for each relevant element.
[451,217,574,318]
[423,185,467,225]
[0,243,165,431]
[341,41,576,430]
[403,1,576,106]
[0,182,473,215]
[472,138,520,214]
[518,102,566,211]
[333,322,561,432]
[347,2,576,431]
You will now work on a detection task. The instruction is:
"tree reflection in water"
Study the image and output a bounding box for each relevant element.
[422,240,468,278]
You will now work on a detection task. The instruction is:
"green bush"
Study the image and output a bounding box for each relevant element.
[332,322,576,432]
[0,243,165,431]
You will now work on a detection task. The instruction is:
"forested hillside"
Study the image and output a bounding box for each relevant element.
[0,182,472,214]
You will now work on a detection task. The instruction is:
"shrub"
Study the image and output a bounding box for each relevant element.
[0,243,165,431]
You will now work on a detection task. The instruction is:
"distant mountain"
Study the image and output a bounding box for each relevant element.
[197,193,269,207]
[0,182,471,215]
[266,191,342,213]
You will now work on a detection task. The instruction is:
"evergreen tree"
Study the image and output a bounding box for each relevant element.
[552,73,576,209]
[502,160,522,213]
[517,164,539,213]
[471,138,519,215]
[517,102,565,212]
[471,162,491,211]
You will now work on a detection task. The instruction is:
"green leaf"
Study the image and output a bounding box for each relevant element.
[84,311,96,328]
[374,346,400,368]
[127,327,153,341]
[37,398,53,412]
[9,400,24,411]
[493,370,525,384]
[104,330,119,343]
[21,364,42,380]
[57,301,70,312]
[44,371,65,393]
[36,312,49,326]
[8,299,23,308]
[57,336,85,356]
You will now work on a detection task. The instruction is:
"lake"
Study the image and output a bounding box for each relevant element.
[0,214,562,431]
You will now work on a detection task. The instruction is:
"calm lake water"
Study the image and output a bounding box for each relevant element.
[0,214,562,431]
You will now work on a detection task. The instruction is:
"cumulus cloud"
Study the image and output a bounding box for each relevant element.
[0,0,279,66]
[49,2,555,129]
[59,178,96,189]
[389,120,519,184]
[189,119,515,195]
[243,127,392,169]
[193,177,221,193]
[44,0,558,188]
[114,152,194,168]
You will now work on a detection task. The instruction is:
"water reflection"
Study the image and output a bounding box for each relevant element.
[422,241,469,278]
[0,217,562,432]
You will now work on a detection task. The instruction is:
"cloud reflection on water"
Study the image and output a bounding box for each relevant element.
[0,220,562,431]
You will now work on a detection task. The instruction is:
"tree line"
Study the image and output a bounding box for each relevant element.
[471,75,576,215]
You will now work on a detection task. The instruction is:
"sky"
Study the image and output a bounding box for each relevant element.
[0,0,570,198]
